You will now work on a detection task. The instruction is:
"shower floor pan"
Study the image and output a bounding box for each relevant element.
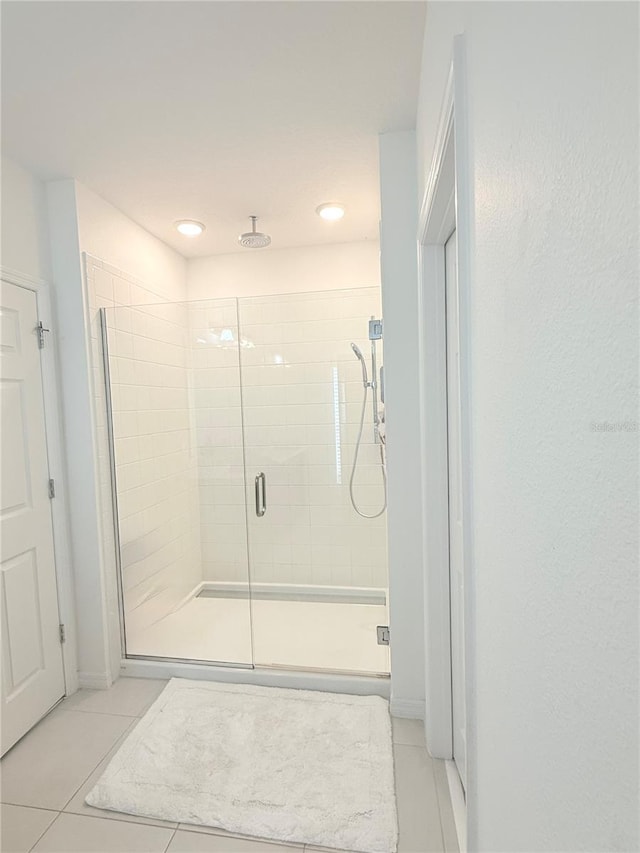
[125,587,390,676]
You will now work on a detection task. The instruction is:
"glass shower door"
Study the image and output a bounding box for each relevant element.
[103,298,253,666]
[238,289,390,675]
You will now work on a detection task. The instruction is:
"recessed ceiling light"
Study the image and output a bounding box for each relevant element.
[175,220,205,237]
[316,203,345,221]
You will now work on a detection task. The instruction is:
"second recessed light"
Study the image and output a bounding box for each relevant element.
[316,203,345,221]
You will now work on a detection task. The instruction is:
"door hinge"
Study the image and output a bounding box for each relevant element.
[36,321,50,349]
[377,625,390,646]
[59,624,66,644]
[48,478,56,499]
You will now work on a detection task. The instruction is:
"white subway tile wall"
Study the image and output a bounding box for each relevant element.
[86,256,201,644]
[210,288,388,591]
[187,300,250,588]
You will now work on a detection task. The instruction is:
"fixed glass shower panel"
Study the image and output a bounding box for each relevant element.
[238,289,390,674]
[102,299,252,665]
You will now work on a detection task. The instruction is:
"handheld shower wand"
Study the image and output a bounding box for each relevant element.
[349,322,387,519]
[350,343,369,387]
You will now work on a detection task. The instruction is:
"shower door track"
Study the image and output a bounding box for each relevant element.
[255,662,390,679]
[124,654,389,680]
[125,654,254,670]
[120,657,391,699]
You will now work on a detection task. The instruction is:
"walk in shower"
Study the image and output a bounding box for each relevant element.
[102,288,388,676]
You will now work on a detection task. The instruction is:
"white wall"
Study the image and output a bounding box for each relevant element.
[187,241,380,300]
[418,3,639,850]
[0,157,52,281]
[378,131,426,718]
[75,184,186,296]
[46,179,111,687]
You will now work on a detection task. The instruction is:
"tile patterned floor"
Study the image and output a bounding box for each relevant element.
[0,679,459,853]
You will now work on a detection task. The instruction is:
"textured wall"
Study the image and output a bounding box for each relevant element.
[418,3,639,849]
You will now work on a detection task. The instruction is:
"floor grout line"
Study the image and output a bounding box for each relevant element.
[428,753,446,853]
[55,707,140,719]
[1,800,60,813]
[26,807,63,853]
[62,810,179,831]
[32,805,179,832]
[175,824,305,847]
[58,717,139,813]
[4,798,359,851]
[163,826,178,852]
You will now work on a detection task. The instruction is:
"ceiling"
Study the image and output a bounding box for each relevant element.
[1,1,426,258]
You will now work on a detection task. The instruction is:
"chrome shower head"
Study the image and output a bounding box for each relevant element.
[238,215,271,249]
[350,342,368,387]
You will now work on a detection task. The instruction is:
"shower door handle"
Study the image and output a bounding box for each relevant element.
[255,472,266,517]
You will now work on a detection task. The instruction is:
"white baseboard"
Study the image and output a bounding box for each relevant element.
[78,671,113,690]
[389,697,425,719]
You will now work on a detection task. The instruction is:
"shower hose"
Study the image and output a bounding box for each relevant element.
[349,381,387,519]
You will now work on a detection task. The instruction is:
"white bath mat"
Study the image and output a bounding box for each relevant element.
[86,678,398,853]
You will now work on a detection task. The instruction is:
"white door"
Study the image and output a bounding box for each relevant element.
[1,281,65,755]
[445,230,466,790]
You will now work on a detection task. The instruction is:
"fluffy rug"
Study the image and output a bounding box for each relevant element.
[86,678,398,852]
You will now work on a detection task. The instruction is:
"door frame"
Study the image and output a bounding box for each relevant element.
[1,266,78,696]
[416,36,475,850]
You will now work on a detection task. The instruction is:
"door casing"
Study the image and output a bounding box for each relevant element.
[445,228,467,789]
[416,34,475,850]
